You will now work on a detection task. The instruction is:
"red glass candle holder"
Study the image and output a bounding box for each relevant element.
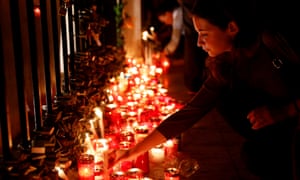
[105,104,122,129]
[126,168,144,179]
[150,117,162,131]
[164,139,178,158]
[118,141,134,172]
[134,151,149,174]
[110,170,127,180]
[120,130,135,143]
[105,131,120,150]
[134,125,149,143]
[139,105,158,124]
[77,154,94,180]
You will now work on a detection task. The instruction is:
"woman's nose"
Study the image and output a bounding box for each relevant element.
[197,36,204,47]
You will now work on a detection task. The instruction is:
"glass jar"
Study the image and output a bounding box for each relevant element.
[77,154,94,180]
[164,167,180,180]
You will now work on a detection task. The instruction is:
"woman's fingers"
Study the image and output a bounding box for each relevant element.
[108,149,130,169]
[247,107,274,130]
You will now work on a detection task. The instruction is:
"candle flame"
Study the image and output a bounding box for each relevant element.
[94,107,103,118]
[55,166,69,180]
[142,31,148,41]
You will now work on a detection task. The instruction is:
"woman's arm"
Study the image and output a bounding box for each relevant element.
[109,74,226,168]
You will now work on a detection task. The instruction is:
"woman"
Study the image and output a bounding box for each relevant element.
[156,0,184,59]
[111,0,300,179]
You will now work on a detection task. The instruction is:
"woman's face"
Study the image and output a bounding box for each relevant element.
[192,16,237,57]
[158,12,173,25]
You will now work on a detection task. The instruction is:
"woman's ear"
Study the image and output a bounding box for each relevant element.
[227,21,239,36]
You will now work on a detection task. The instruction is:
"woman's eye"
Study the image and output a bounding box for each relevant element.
[199,34,208,41]
[200,33,208,37]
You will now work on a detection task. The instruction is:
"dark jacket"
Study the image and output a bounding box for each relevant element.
[157,31,300,140]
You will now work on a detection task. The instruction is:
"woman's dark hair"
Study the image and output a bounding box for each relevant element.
[155,0,180,17]
[191,0,262,48]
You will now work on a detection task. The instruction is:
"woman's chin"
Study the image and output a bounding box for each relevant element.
[207,52,216,57]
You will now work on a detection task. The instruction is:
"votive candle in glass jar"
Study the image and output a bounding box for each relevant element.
[93,138,109,179]
[77,154,94,180]
[126,168,144,180]
[164,167,180,180]
[110,170,127,180]
[134,151,149,174]
[164,138,178,158]
[134,125,149,143]
[120,129,135,143]
[118,141,133,172]
[149,144,165,163]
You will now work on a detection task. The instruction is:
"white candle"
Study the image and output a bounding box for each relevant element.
[94,107,104,138]
[142,31,150,65]
[55,167,68,180]
[150,26,155,35]
[142,31,148,41]
[84,133,95,154]
[94,138,109,180]
[164,139,178,158]
[89,119,97,138]
[149,145,165,163]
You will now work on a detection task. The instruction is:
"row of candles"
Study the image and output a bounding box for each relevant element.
[74,58,183,179]
[77,138,179,179]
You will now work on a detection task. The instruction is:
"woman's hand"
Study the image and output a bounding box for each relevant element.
[108,148,133,170]
[108,129,167,169]
[247,104,292,130]
[247,105,276,130]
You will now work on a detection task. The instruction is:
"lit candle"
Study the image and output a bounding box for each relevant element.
[126,168,144,180]
[164,168,180,180]
[142,31,150,65]
[142,31,148,41]
[134,151,149,174]
[118,72,128,93]
[149,145,165,163]
[93,138,109,180]
[134,126,149,143]
[77,154,94,180]
[150,26,155,36]
[133,125,149,173]
[94,107,105,138]
[164,139,178,158]
[120,130,135,143]
[84,133,95,155]
[143,177,153,180]
[55,166,68,180]
[104,131,120,149]
[89,119,98,138]
[117,141,133,172]
[110,170,126,180]
[105,104,122,131]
